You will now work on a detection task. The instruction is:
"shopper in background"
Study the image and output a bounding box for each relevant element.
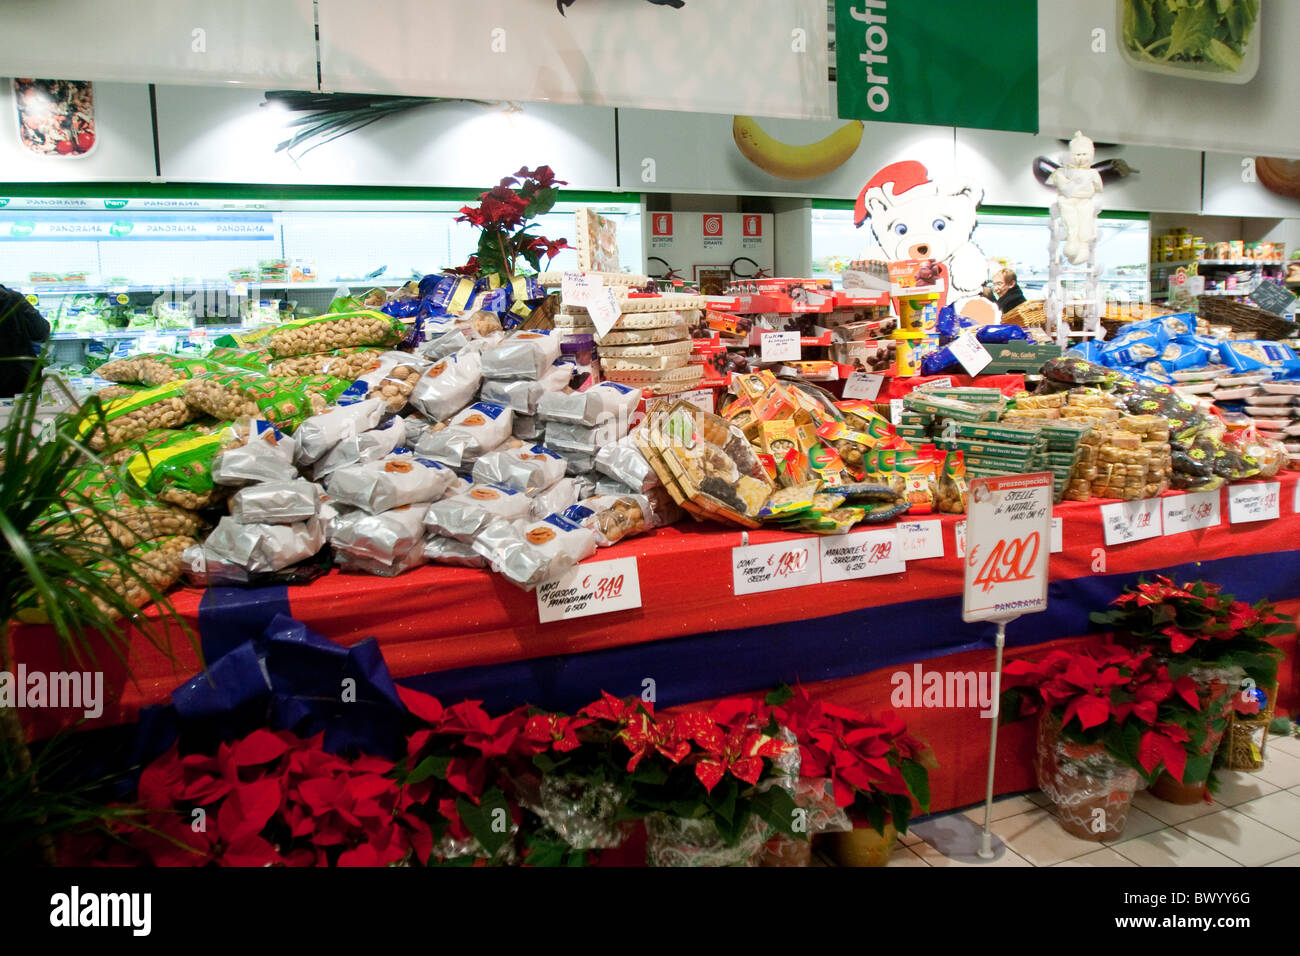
[992,268,1026,314]
[0,284,52,398]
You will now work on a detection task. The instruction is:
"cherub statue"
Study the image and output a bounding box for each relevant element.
[1048,131,1104,266]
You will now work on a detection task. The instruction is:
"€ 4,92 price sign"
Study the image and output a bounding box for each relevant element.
[962,473,1053,624]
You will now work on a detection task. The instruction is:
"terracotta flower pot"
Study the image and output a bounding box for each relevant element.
[757,834,813,867]
[1148,668,1241,805]
[823,820,898,867]
[1035,711,1138,841]
[1149,771,1208,804]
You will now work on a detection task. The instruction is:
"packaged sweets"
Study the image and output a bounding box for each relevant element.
[326,454,457,513]
[935,449,968,514]
[479,361,573,414]
[424,536,488,568]
[204,515,326,573]
[513,413,546,441]
[532,475,596,519]
[560,493,670,547]
[336,351,430,412]
[267,310,406,358]
[759,480,821,518]
[308,415,407,480]
[594,435,661,492]
[537,381,642,428]
[471,514,597,591]
[329,503,428,566]
[229,479,322,525]
[482,330,563,380]
[211,420,299,485]
[471,443,567,495]
[336,540,428,577]
[294,398,388,466]
[544,418,624,453]
[423,483,533,543]
[82,381,196,450]
[407,350,483,422]
[415,402,514,469]
[181,543,252,587]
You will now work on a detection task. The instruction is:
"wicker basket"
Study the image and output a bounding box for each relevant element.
[1199,297,1297,340]
[1217,684,1277,772]
[1002,300,1046,328]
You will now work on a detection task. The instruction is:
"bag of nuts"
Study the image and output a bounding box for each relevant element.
[135,354,226,386]
[125,429,240,510]
[82,381,196,450]
[183,369,326,433]
[269,346,387,381]
[267,310,406,358]
[338,351,430,412]
[207,345,275,372]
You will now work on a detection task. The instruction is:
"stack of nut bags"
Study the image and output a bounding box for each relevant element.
[477,329,564,444]
[183,419,321,584]
[326,452,459,576]
[538,381,643,477]
[554,291,706,394]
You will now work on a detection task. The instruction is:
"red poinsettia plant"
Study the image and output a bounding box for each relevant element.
[1002,642,1209,785]
[1091,576,1289,702]
[770,685,935,837]
[453,166,570,279]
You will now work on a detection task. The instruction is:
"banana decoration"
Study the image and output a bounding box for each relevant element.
[732,116,865,181]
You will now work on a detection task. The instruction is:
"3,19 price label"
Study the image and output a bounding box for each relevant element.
[732,538,821,594]
[537,556,642,622]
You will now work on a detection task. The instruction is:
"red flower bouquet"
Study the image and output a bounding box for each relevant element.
[453,166,570,279]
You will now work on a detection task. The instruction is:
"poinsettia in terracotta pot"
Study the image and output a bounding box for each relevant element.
[1091,576,1289,802]
[771,687,935,867]
[1002,643,1198,838]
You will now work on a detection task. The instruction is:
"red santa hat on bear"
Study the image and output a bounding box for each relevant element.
[853,160,935,228]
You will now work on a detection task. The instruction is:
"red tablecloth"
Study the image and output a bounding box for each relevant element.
[12,474,1300,812]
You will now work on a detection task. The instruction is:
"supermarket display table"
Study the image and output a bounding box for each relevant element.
[13,473,1300,813]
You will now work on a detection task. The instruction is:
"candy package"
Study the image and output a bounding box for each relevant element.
[562,492,676,546]
[180,543,252,587]
[229,479,322,525]
[326,454,457,513]
[537,381,642,428]
[481,330,563,380]
[423,484,533,542]
[414,402,514,469]
[471,443,567,494]
[211,420,299,485]
[294,398,388,466]
[423,536,487,568]
[471,514,597,591]
[204,515,326,573]
[329,503,427,565]
[407,350,483,422]
[594,435,661,493]
[336,540,427,577]
[513,413,546,441]
[479,361,573,414]
[306,415,406,481]
[530,476,593,519]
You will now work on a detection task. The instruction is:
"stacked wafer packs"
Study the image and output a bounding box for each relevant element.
[542,276,707,395]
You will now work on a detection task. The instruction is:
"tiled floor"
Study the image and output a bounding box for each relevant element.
[818,732,1300,868]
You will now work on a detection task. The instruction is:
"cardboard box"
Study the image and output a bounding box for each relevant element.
[981,342,1064,374]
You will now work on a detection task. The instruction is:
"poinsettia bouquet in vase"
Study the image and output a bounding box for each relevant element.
[453,166,571,280]
[1002,642,1201,838]
[1089,576,1290,802]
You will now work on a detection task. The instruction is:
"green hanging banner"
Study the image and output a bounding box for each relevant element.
[834,0,1039,133]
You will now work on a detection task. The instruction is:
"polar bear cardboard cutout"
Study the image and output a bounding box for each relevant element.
[854,161,997,324]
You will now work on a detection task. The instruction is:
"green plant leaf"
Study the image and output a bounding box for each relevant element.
[405,754,450,785]
[455,788,512,858]
[749,786,799,839]
[765,684,794,706]
[901,758,931,813]
[705,779,737,824]
[1167,2,1216,58]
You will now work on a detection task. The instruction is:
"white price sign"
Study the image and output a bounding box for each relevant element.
[896,520,945,560]
[587,286,622,338]
[842,371,885,401]
[949,332,993,376]
[1051,517,1062,554]
[732,537,821,595]
[1162,490,1221,534]
[760,330,801,363]
[1100,499,1163,546]
[537,556,642,622]
[1228,482,1280,524]
[962,473,1053,623]
[955,520,966,558]
[561,271,591,306]
[889,398,903,425]
[819,528,905,581]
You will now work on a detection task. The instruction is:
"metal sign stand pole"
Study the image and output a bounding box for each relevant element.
[978,618,1009,860]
